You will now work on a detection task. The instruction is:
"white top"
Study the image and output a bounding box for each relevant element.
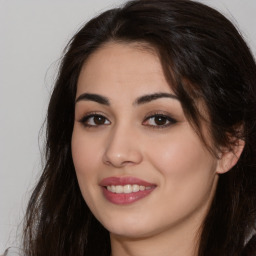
[1,248,24,256]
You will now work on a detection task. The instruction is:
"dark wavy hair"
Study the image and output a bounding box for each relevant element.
[23,0,256,255]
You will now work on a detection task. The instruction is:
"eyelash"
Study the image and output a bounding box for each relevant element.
[79,112,177,128]
[79,112,111,128]
[142,112,177,128]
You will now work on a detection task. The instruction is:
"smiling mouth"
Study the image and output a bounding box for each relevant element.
[100,176,156,205]
[102,186,155,205]
[106,184,153,194]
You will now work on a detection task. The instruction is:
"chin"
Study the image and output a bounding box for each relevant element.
[101,216,153,239]
[109,227,155,239]
[104,217,171,240]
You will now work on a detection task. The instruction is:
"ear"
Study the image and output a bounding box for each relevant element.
[216,139,245,174]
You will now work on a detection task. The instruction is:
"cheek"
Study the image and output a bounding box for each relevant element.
[157,122,215,169]
[71,127,109,219]
[148,131,212,173]
[71,127,104,202]
[71,128,101,175]
[146,128,218,207]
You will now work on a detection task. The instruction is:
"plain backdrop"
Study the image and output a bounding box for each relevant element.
[0,0,255,253]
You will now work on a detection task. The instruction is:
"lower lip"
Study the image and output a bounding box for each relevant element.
[102,187,155,205]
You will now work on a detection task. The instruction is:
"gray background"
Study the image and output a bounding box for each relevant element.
[0,0,255,253]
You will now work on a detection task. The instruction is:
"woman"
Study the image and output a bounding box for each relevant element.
[22,0,256,255]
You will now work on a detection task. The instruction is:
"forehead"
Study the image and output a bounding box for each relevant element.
[76,41,175,97]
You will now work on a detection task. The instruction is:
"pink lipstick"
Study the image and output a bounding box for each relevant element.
[100,176,156,205]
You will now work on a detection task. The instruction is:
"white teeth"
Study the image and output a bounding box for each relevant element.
[115,185,123,193]
[132,184,140,192]
[106,184,152,193]
[123,184,132,193]
[139,185,145,191]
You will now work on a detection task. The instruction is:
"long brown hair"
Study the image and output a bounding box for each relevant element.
[23,1,256,255]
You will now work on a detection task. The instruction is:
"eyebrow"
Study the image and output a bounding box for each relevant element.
[134,92,179,105]
[75,92,179,105]
[75,93,110,105]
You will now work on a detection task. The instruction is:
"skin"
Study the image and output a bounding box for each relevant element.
[71,42,235,256]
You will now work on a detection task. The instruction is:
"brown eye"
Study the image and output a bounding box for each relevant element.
[80,114,111,127]
[93,116,106,125]
[143,114,177,128]
[154,116,168,126]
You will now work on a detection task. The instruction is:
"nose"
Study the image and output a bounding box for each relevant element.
[102,125,143,168]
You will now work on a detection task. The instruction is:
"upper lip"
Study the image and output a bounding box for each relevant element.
[100,176,156,187]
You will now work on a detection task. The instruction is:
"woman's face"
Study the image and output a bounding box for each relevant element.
[72,42,220,239]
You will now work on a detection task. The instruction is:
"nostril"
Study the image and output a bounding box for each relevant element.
[102,139,143,167]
